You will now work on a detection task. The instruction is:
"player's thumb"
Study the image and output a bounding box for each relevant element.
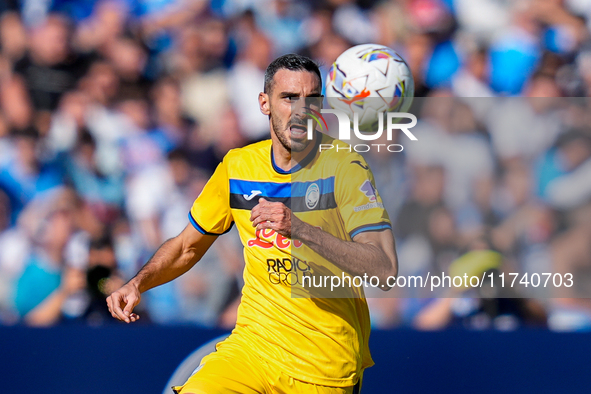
[123,295,138,316]
[259,198,267,204]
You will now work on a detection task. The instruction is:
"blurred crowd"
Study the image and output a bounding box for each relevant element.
[1,0,591,331]
[366,95,591,332]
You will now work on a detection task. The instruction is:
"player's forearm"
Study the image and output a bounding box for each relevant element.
[294,220,396,281]
[130,236,199,293]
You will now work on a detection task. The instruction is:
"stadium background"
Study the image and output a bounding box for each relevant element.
[1,0,591,392]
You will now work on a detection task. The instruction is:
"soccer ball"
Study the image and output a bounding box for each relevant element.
[325,44,414,133]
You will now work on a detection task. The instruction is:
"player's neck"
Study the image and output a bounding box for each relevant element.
[272,133,317,172]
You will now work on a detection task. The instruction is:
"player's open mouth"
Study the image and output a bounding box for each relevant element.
[290,124,307,138]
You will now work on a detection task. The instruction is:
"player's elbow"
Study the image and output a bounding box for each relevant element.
[378,260,398,292]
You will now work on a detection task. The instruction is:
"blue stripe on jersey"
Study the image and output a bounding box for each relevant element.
[349,222,392,239]
[271,155,300,174]
[292,177,334,197]
[189,212,210,234]
[229,177,335,198]
[229,180,290,197]
[270,134,321,174]
[188,212,234,236]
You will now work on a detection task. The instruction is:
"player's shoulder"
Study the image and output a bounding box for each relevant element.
[319,134,371,170]
[223,139,272,164]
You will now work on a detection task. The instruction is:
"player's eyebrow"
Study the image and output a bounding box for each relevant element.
[279,90,323,97]
[279,91,300,98]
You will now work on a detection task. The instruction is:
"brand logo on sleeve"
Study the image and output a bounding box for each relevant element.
[351,160,369,170]
[359,180,377,202]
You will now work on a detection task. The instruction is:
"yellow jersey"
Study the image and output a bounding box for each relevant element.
[189,133,391,387]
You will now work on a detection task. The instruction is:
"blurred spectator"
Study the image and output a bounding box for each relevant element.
[0,127,63,224]
[47,90,91,153]
[222,0,308,54]
[172,227,244,327]
[413,242,547,331]
[105,36,151,99]
[394,164,446,278]
[13,14,91,112]
[0,112,11,166]
[307,30,350,94]
[133,0,208,56]
[492,167,557,274]
[454,0,510,41]
[0,188,20,323]
[452,45,494,97]
[227,31,273,142]
[404,33,433,97]
[120,98,169,249]
[150,76,193,151]
[0,74,33,130]
[62,233,131,326]
[13,196,80,325]
[175,19,231,144]
[63,129,125,214]
[331,0,377,45]
[74,1,129,53]
[486,75,563,165]
[538,129,591,210]
[488,2,541,95]
[366,131,409,224]
[0,12,27,63]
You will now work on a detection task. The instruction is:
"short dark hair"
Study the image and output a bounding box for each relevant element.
[264,54,322,94]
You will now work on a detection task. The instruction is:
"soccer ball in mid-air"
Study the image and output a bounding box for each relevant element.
[325,44,414,133]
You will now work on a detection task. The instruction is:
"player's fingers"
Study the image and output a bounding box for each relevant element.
[258,198,274,210]
[255,207,288,228]
[129,313,140,322]
[256,220,274,232]
[253,206,275,226]
[251,214,268,227]
[250,205,260,222]
[123,295,139,322]
[250,211,259,224]
[270,207,284,220]
[110,293,128,322]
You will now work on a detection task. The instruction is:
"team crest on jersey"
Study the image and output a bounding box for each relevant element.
[359,180,377,202]
[305,183,320,209]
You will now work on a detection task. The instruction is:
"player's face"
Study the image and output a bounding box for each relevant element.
[261,69,322,153]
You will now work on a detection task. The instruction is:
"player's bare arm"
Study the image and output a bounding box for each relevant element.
[250,198,398,290]
[106,224,217,323]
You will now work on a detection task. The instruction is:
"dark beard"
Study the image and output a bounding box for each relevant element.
[270,110,309,153]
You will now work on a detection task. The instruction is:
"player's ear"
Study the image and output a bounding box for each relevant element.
[259,92,270,116]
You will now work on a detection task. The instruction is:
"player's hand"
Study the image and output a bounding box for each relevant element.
[106,282,141,323]
[250,198,297,238]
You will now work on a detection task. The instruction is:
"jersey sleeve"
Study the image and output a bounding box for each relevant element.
[335,155,391,239]
[189,158,234,235]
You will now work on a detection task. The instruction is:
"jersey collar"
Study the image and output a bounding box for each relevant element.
[271,133,322,175]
